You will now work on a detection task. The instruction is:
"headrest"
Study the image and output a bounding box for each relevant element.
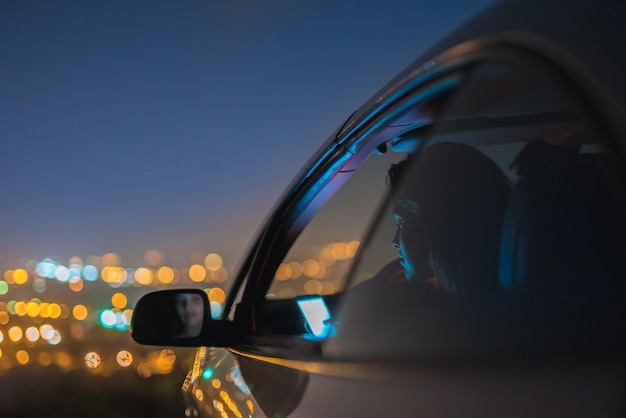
[499,139,625,305]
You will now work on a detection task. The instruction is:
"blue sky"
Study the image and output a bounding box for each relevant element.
[1,0,496,269]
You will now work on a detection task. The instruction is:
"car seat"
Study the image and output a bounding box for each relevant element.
[498,139,626,343]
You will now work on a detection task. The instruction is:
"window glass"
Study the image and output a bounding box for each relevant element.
[266,150,408,300]
[325,59,626,360]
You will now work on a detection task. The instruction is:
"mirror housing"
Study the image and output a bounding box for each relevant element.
[130,289,238,347]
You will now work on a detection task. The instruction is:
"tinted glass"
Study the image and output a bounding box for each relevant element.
[325,59,626,359]
[266,150,408,300]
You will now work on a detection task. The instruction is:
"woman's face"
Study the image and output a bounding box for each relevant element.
[392,204,435,282]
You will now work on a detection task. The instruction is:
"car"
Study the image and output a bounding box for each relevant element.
[130,0,626,416]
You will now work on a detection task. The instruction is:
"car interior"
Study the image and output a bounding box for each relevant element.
[229,53,626,365]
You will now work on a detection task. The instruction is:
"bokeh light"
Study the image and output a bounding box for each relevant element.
[0,281,8,295]
[100,310,117,328]
[33,278,46,293]
[135,267,153,285]
[47,330,62,345]
[49,303,62,319]
[84,352,101,369]
[27,301,40,317]
[60,304,70,319]
[13,269,28,285]
[70,323,85,341]
[189,264,206,282]
[209,301,223,319]
[56,351,72,369]
[38,351,52,367]
[275,263,291,281]
[304,279,323,294]
[82,265,99,281]
[25,327,40,342]
[157,266,174,284]
[55,265,70,282]
[40,324,54,339]
[101,252,121,267]
[9,326,24,342]
[208,288,226,304]
[36,260,56,279]
[116,350,133,367]
[68,256,83,267]
[16,350,30,365]
[204,253,223,272]
[69,279,84,292]
[122,309,133,325]
[144,249,164,267]
[206,266,228,283]
[111,293,127,309]
[14,301,27,316]
[72,305,88,321]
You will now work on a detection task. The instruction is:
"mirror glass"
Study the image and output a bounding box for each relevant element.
[131,289,210,345]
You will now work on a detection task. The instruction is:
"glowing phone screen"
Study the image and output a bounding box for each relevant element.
[296,296,332,338]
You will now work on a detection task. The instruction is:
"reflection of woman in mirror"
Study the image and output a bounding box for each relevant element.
[174,293,205,338]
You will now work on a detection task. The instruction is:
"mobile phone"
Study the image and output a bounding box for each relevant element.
[296,296,333,338]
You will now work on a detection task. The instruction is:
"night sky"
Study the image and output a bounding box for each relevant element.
[1,0,496,270]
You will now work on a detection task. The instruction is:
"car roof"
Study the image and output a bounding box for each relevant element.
[342,0,626,152]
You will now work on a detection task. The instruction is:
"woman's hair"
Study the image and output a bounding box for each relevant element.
[388,142,511,294]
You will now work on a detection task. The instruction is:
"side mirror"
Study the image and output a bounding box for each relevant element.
[131,289,236,347]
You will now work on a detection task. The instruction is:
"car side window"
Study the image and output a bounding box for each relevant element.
[266,150,407,301]
[324,58,626,359]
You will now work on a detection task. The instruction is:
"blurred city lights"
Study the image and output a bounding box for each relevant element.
[25,327,40,342]
[111,293,128,309]
[135,267,153,285]
[157,266,174,284]
[202,367,214,380]
[69,279,84,292]
[116,350,133,367]
[73,305,89,321]
[9,326,23,342]
[46,330,62,345]
[304,279,323,294]
[101,252,121,267]
[144,249,164,267]
[0,243,352,378]
[208,288,226,305]
[81,265,99,281]
[13,269,28,285]
[38,351,52,366]
[204,253,222,271]
[84,352,101,369]
[189,264,206,282]
[55,265,70,282]
[33,278,46,293]
[68,256,84,267]
[16,350,29,365]
[99,310,117,328]
[209,301,223,320]
[40,325,54,339]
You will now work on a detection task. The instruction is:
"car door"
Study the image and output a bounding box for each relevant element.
[184,37,626,418]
